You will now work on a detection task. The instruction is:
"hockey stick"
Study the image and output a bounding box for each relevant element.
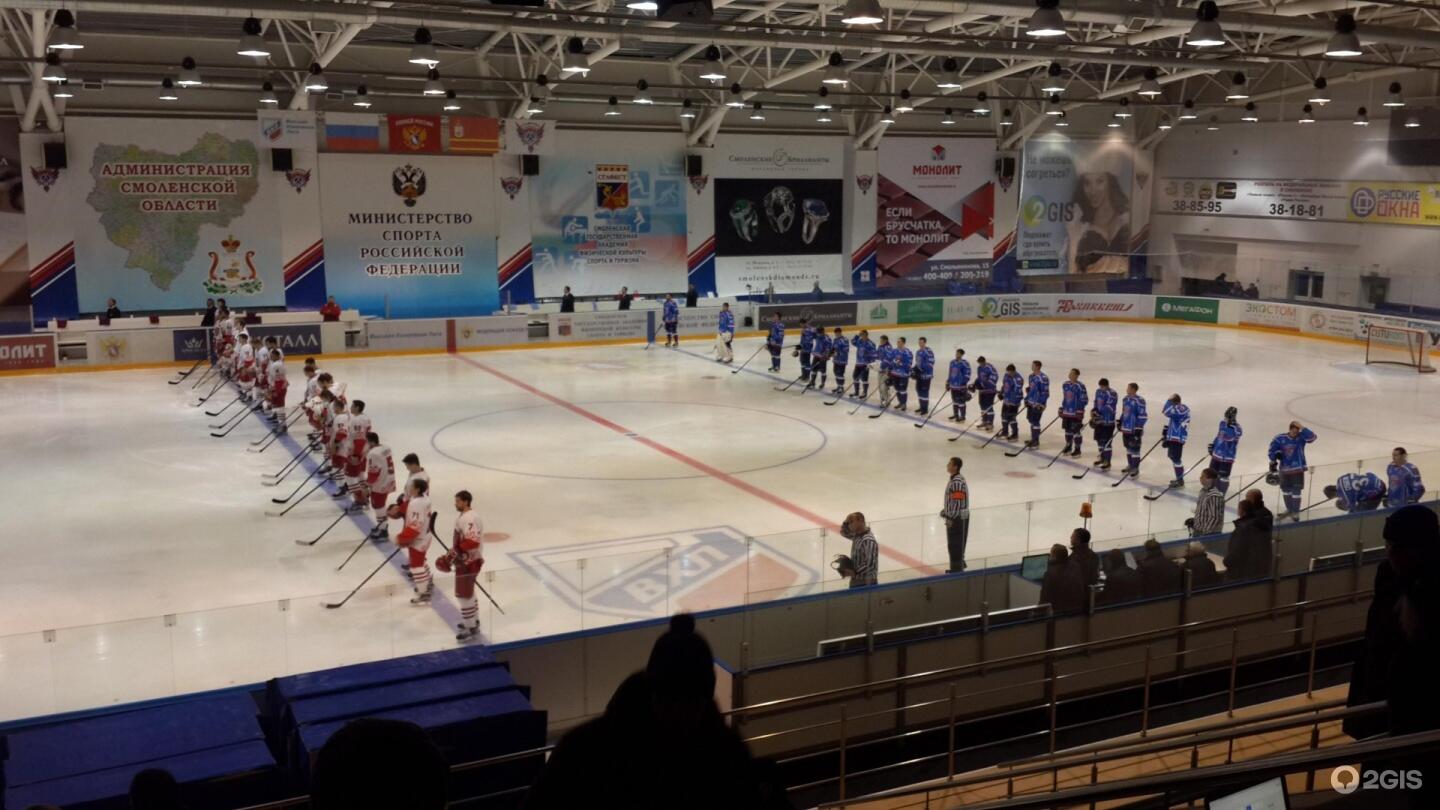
[1111,437,1166,487]
[296,509,352,547]
[324,547,403,609]
[1073,436,1114,479]
[1005,413,1061,456]
[336,530,376,571]
[822,381,848,406]
[248,411,303,454]
[168,358,206,385]
[272,463,324,503]
[868,391,897,418]
[1143,456,1210,501]
[193,376,228,406]
[913,390,951,430]
[948,415,986,443]
[266,476,327,516]
[430,526,506,614]
[773,372,807,393]
[1224,472,1273,505]
[203,392,241,418]
[210,407,255,438]
[845,383,876,414]
[977,421,1008,449]
[263,445,320,485]
[731,344,766,374]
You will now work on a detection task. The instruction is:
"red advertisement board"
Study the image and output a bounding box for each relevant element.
[0,334,56,371]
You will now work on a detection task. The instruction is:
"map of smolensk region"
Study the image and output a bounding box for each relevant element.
[86,133,261,291]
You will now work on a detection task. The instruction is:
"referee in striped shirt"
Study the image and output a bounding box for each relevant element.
[942,457,970,572]
[1187,468,1225,537]
[840,512,878,588]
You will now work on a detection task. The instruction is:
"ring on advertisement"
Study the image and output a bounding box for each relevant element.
[764,185,795,233]
[730,199,758,242]
[801,198,829,245]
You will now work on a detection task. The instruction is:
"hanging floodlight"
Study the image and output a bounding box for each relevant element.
[49,9,82,51]
[633,79,654,105]
[259,81,279,105]
[895,89,914,114]
[176,56,202,87]
[157,77,178,101]
[726,83,746,108]
[1225,72,1248,100]
[1041,62,1065,94]
[1353,106,1369,126]
[1138,68,1162,98]
[841,0,884,26]
[409,27,439,67]
[1179,99,1198,120]
[605,95,621,116]
[814,86,833,111]
[443,90,461,112]
[700,46,727,82]
[822,52,848,87]
[1188,1,1225,48]
[1309,77,1330,105]
[1325,13,1362,58]
[305,63,329,92]
[237,17,270,58]
[879,105,896,124]
[1298,104,1315,124]
[941,108,956,125]
[1026,0,1066,38]
[1113,97,1133,119]
[421,68,444,96]
[353,84,372,108]
[41,53,66,83]
[1241,102,1258,122]
[937,57,963,90]
[562,37,590,75]
[1384,82,1405,108]
[973,92,991,115]
[680,98,697,119]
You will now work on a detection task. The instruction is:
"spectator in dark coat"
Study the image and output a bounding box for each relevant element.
[105,298,123,319]
[1040,544,1087,614]
[200,298,216,327]
[617,286,631,310]
[312,719,448,810]
[1137,538,1183,597]
[686,283,698,308]
[1182,541,1221,590]
[1223,499,1273,582]
[560,286,575,313]
[1244,489,1274,533]
[1099,549,1142,605]
[1069,528,1100,587]
[526,614,791,810]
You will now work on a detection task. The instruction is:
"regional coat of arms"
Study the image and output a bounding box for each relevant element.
[392,164,426,207]
[30,166,58,192]
[500,176,523,200]
[285,168,311,193]
[689,175,709,195]
[204,235,263,295]
[513,120,547,153]
[856,174,874,195]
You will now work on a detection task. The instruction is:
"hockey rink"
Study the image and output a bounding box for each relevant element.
[1,320,1436,721]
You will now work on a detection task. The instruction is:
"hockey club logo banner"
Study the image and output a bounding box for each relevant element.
[249,324,321,353]
[508,525,818,619]
[877,138,997,289]
[757,302,857,330]
[30,166,58,192]
[0,334,55,371]
[285,168,311,193]
[171,328,210,361]
[502,118,555,155]
[1017,136,1135,276]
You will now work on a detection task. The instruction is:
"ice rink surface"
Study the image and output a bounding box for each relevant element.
[1,320,1436,720]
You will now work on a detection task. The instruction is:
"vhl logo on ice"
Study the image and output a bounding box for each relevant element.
[508,526,818,619]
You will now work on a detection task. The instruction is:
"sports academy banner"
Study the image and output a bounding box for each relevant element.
[711,135,845,296]
[318,153,498,318]
[530,129,687,297]
[62,117,286,311]
[1017,135,1134,276]
[876,138,996,288]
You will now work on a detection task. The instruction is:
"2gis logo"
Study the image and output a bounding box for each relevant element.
[979,297,1020,319]
[1331,765,1423,795]
[1021,195,1076,227]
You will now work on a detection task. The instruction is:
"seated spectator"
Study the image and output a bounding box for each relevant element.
[1137,538,1183,597]
[319,295,342,322]
[526,614,790,809]
[1182,542,1221,590]
[1099,549,1142,605]
[312,718,448,810]
[129,768,182,810]
[1040,544,1087,614]
[1245,282,1259,298]
[105,298,123,319]
[1223,499,1273,582]
[1069,527,1100,587]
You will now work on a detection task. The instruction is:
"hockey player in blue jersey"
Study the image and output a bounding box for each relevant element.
[715,303,735,363]
[830,327,849,396]
[890,337,914,410]
[661,293,680,348]
[1120,383,1148,475]
[1208,407,1242,494]
[1386,447,1426,508]
[795,319,815,382]
[1325,471,1386,513]
[1023,361,1050,448]
[914,337,936,415]
[766,313,785,372]
[809,327,833,390]
[1162,394,1192,487]
[851,330,876,398]
[973,357,998,431]
[1059,368,1088,457]
[1090,378,1118,469]
[947,349,972,422]
[999,364,1024,441]
[877,336,895,402]
[1267,421,1317,521]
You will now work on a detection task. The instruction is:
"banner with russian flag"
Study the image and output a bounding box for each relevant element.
[323,112,380,152]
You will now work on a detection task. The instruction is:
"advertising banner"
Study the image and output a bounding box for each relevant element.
[250,323,323,354]
[256,111,317,149]
[897,298,944,324]
[712,135,846,295]
[454,314,529,348]
[366,319,449,351]
[1050,295,1142,319]
[65,117,285,311]
[1238,300,1300,331]
[171,328,210,361]
[548,309,650,343]
[531,130,687,297]
[876,138,996,288]
[1300,306,1360,341]
[318,153,498,318]
[1154,296,1219,324]
[756,302,857,330]
[1156,177,1440,227]
[1017,136,1134,275]
[0,334,56,371]
[861,300,897,326]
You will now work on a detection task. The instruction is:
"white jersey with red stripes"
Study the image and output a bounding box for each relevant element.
[365,444,396,495]
[453,510,483,563]
[400,495,432,552]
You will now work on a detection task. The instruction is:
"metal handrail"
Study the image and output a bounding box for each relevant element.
[728,586,1375,721]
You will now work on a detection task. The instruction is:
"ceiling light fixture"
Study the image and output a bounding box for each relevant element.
[700,46,726,82]
[237,17,270,58]
[879,105,896,125]
[1309,77,1330,105]
[1041,62,1065,94]
[974,92,991,115]
[562,37,590,75]
[41,53,66,83]
[895,89,914,114]
[1158,116,1173,131]
[53,80,74,99]
[1241,102,1258,122]
[937,57,962,90]
[1298,104,1315,124]
[1353,106,1369,126]
[1054,111,1069,127]
[941,108,956,125]
[409,27,439,68]
[1044,93,1064,115]
[1188,1,1226,48]
[258,81,278,105]
[750,101,765,121]
[633,79,654,105]
[1138,68,1162,98]
[841,0,884,26]
[1384,82,1405,108]
[605,95,621,116]
[1026,0,1067,38]
[157,77,178,101]
[1179,99,1198,120]
[527,95,545,115]
[353,84,372,108]
[176,56,202,87]
[814,86,832,111]
[1000,108,1013,127]
[627,0,659,11]
[48,9,82,51]
[1225,72,1248,100]
[1325,13,1362,57]
[817,112,833,123]
[822,51,848,87]
[305,62,329,92]
[1405,115,1420,129]
[444,90,462,112]
[680,98,697,119]
[421,68,444,96]
[1113,97,1132,119]
[726,83,745,108]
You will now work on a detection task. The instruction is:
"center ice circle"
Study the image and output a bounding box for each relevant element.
[431,401,828,481]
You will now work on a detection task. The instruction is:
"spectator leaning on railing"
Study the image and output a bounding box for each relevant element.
[1223,499,1273,582]
[1069,528,1099,588]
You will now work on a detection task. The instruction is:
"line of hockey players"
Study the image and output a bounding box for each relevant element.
[747,312,1427,521]
[209,318,489,643]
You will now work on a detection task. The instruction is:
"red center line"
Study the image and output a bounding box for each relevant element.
[452,353,936,574]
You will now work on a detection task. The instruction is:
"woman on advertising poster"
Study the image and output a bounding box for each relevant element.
[1067,150,1130,274]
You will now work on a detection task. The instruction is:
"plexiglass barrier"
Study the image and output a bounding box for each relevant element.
[2,450,1431,721]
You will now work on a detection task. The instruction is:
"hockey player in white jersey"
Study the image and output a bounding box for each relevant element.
[395,478,434,604]
[362,433,396,539]
[438,490,485,642]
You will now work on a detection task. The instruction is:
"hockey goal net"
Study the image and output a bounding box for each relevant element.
[1365,324,1436,373]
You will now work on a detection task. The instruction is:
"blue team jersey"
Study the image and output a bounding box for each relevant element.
[976,364,998,393]
[947,359,971,389]
[1001,372,1024,404]
[891,347,914,376]
[1120,394,1148,432]
[1267,428,1316,471]
[878,344,895,372]
[799,325,815,352]
[853,337,875,365]
[768,321,785,346]
[1093,388,1118,424]
[1025,372,1049,407]
[1211,421,1242,461]
[812,332,832,357]
[1162,402,1191,443]
[1386,462,1425,507]
[663,300,679,322]
[1336,472,1386,512]
[1060,380,1088,416]
[915,347,935,379]
[831,336,850,363]
[718,310,735,333]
